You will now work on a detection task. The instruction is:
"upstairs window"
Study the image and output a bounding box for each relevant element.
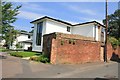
[67,26,71,32]
[36,22,43,45]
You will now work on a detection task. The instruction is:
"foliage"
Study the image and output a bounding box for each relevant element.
[20,30,28,33]
[2,2,21,49]
[16,43,23,48]
[30,54,49,63]
[29,30,34,33]
[108,37,119,48]
[69,39,76,45]
[103,9,120,39]
[61,40,64,45]
[10,51,36,57]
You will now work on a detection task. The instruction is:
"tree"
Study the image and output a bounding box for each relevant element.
[29,30,33,33]
[103,9,120,40]
[2,2,21,49]
[20,30,28,33]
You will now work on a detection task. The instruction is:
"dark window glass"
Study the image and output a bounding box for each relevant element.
[36,22,43,45]
[67,26,70,32]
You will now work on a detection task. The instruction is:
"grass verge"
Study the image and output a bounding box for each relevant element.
[10,51,36,58]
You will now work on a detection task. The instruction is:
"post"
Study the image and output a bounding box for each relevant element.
[104,0,108,62]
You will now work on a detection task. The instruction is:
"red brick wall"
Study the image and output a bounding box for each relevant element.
[107,43,120,60]
[43,32,101,64]
[55,39,101,64]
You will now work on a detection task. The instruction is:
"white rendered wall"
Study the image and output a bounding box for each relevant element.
[10,34,31,50]
[72,23,94,38]
[32,21,46,52]
[45,20,71,34]
[23,43,31,50]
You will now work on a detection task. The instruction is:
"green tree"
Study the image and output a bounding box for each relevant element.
[103,9,120,39]
[2,2,21,49]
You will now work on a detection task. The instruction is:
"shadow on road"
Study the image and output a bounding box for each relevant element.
[94,78,118,80]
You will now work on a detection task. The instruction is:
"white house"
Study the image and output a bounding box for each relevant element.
[10,32,32,50]
[0,38,5,47]
[30,16,106,52]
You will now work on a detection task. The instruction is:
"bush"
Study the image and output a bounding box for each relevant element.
[30,54,49,63]
[108,37,119,48]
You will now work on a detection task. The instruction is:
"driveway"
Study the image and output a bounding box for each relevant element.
[1,53,119,79]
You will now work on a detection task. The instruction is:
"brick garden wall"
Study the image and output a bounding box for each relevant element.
[43,32,120,64]
[43,32,101,64]
[107,43,120,61]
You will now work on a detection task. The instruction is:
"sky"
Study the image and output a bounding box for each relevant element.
[12,2,119,32]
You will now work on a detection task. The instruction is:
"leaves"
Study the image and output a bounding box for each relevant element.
[2,2,21,49]
[103,9,120,39]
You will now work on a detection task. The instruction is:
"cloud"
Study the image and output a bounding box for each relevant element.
[21,3,45,11]
[17,10,44,20]
[63,4,97,16]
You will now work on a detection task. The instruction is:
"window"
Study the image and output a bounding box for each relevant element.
[67,26,70,32]
[36,22,43,45]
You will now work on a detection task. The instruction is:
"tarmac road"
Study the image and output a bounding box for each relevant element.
[1,53,119,79]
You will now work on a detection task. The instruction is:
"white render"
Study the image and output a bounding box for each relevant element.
[0,39,5,46]
[10,33,32,50]
[31,17,105,52]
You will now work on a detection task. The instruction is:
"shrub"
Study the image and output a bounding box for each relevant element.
[108,37,119,48]
[30,54,49,63]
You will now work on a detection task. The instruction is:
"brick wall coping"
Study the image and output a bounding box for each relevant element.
[43,32,96,42]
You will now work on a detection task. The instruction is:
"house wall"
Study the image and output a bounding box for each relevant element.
[0,39,5,46]
[32,19,105,52]
[32,19,72,52]
[43,32,101,64]
[45,20,71,34]
[72,23,95,38]
[10,34,31,50]
[22,43,31,50]
[32,21,46,52]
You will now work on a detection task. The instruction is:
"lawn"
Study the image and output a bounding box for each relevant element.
[10,51,37,57]
[0,48,8,52]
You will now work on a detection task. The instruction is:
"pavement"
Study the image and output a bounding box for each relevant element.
[0,52,119,79]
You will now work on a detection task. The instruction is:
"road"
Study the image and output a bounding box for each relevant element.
[1,52,119,79]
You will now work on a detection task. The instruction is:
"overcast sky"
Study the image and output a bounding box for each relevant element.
[12,2,119,32]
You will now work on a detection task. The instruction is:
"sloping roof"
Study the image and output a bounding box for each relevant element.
[30,16,72,26]
[73,21,105,28]
[30,16,105,28]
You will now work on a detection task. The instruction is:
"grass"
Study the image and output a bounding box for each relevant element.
[0,48,9,52]
[10,51,37,58]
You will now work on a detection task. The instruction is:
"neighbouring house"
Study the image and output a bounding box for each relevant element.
[0,36,5,47]
[10,32,32,50]
[30,16,106,52]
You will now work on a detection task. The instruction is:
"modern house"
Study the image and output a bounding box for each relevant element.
[30,16,105,52]
[10,32,32,50]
